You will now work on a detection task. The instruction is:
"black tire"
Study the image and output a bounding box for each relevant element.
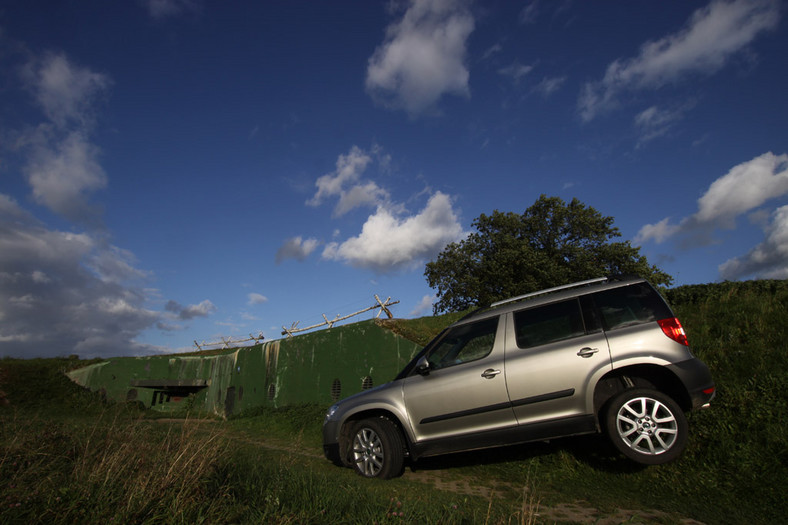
[348,417,405,479]
[604,388,688,465]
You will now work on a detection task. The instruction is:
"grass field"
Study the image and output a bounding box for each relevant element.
[1,280,786,524]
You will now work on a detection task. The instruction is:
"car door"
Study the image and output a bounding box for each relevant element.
[401,315,516,442]
[504,297,612,426]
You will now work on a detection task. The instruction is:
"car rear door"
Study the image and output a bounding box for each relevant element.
[503,297,612,425]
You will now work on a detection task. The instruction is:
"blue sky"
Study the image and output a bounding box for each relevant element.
[1,0,786,359]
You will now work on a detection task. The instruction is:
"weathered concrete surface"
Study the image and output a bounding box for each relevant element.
[67,320,422,417]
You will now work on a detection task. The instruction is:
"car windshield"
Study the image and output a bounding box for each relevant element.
[394,327,450,380]
[425,318,497,370]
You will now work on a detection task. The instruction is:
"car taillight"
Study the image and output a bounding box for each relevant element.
[658,317,689,346]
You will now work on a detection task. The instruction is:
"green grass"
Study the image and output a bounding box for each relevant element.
[378,308,471,346]
[0,360,537,524]
[1,280,786,523]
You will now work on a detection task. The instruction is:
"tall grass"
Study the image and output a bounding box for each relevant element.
[0,359,231,523]
[0,411,231,523]
[0,360,537,523]
[667,280,788,521]
[2,280,785,524]
[0,411,534,524]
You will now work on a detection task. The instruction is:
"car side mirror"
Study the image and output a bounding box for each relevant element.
[416,356,431,376]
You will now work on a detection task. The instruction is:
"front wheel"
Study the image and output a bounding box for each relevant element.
[349,417,405,479]
[605,388,688,465]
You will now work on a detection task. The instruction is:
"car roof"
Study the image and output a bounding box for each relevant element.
[451,276,647,326]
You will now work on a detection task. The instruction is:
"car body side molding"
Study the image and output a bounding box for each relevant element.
[510,388,575,408]
[420,401,513,425]
[410,414,597,460]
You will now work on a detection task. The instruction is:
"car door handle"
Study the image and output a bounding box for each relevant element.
[577,347,599,358]
[481,368,501,379]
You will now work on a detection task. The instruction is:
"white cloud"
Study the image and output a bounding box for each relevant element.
[247,293,268,306]
[533,76,567,97]
[1,49,211,358]
[636,152,788,245]
[635,217,681,245]
[23,52,111,129]
[300,146,465,272]
[307,146,372,206]
[185,300,216,318]
[165,299,217,320]
[0,194,35,222]
[307,145,391,217]
[719,205,788,280]
[481,43,503,61]
[334,181,390,217]
[321,192,465,272]
[144,0,201,20]
[579,0,780,121]
[498,62,534,84]
[25,131,107,224]
[366,0,475,116]
[409,294,436,317]
[636,152,788,281]
[0,195,163,358]
[695,152,788,225]
[20,53,111,226]
[634,105,687,145]
[86,245,149,284]
[275,236,319,263]
[519,1,540,25]
[240,312,259,322]
[31,270,51,284]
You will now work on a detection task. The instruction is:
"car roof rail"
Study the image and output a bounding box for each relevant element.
[490,277,608,308]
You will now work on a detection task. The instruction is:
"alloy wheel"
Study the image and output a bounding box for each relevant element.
[352,427,384,477]
[615,395,679,455]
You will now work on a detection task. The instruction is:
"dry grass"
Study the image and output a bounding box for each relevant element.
[1,411,231,523]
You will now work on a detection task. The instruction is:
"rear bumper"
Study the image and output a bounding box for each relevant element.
[667,357,715,409]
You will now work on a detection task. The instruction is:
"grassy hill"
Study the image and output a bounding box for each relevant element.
[1,280,786,524]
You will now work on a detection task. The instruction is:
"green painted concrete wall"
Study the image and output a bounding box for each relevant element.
[67,320,422,417]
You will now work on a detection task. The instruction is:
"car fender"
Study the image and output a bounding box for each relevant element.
[333,381,414,443]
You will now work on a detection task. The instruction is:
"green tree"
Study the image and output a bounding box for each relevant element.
[425,195,673,314]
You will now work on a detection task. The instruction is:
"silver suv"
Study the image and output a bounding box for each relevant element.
[323,276,715,478]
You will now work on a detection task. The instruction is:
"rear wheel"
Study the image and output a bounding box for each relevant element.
[349,417,404,479]
[605,388,687,464]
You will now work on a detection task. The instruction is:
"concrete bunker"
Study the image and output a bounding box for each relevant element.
[68,319,421,418]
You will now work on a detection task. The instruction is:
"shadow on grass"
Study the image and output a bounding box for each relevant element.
[406,433,647,475]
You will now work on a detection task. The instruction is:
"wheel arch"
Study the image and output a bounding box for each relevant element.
[338,408,411,466]
[593,363,692,422]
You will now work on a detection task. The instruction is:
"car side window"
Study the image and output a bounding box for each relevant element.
[593,283,672,331]
[427,317,498,370]
[515,299,585,349]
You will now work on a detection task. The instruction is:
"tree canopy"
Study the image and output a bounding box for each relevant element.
[424,195,673,314]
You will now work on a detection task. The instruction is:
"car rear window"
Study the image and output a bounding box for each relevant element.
[514,299,585,349]
[592,283,672,331]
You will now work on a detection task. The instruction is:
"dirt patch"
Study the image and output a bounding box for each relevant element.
[543,502,705,525]
[402,467,705,524]
[157,419,705,524]
[152,417,219,423]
